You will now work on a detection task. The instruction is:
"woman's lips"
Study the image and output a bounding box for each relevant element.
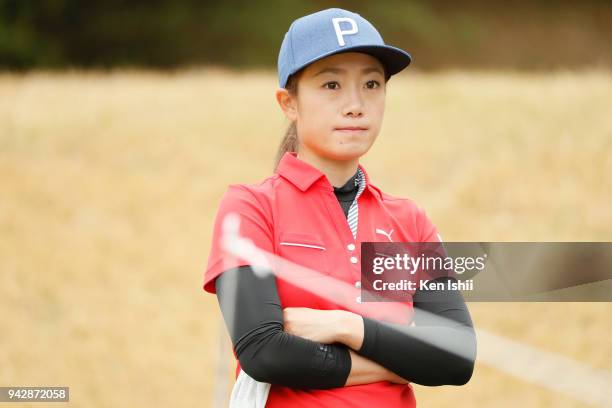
[334,127,368,133]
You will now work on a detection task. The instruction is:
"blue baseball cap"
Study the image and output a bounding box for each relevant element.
[277,8,412,88]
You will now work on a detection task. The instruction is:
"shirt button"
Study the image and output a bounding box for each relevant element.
[350,256,358,264]
[356,296,362,304]
[355,281,361,289]
[347,243,356,251]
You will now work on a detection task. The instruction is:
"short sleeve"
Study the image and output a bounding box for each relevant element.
[202,185,274,294]
[416,206,443,243]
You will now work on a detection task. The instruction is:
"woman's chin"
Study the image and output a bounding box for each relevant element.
[324,144,370,161]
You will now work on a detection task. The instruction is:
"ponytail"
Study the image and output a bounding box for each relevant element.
[274,121,298,171]
[273,71,302,171]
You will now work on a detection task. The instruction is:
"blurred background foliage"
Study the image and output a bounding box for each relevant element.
[1,0,611,70]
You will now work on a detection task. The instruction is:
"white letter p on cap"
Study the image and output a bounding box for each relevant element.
[332,17,358,46]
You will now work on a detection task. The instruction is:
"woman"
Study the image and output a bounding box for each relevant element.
[203,8,476,407]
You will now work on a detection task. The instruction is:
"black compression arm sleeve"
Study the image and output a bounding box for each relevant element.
[214,265,352,389]
[357,276,477,386]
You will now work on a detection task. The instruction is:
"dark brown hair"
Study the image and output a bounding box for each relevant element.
[273,70,302,171]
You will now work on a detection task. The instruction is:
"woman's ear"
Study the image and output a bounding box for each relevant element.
[275,88,298,122]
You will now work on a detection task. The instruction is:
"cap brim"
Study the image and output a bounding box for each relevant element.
[336,44,412,78]
[288,44,412,84]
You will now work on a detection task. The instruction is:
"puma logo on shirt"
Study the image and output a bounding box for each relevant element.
[375,228,394,242]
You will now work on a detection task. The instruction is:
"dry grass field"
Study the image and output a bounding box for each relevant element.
[0,68,610,407]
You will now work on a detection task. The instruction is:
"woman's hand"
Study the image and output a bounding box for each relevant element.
[385,370,410,385]
[283,307,345,344]
[283,307,365,350]
[345,349,410,386]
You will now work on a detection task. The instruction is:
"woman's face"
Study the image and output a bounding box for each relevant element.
[291,52,386,161]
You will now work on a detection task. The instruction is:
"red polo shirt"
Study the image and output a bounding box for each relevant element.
[203,151,441,407]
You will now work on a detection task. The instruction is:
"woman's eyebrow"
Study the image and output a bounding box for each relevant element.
[313,66,384,77]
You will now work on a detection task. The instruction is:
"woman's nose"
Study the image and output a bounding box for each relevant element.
[344,99,363,116]
[342,87,364,117]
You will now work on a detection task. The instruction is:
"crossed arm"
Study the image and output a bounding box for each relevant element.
[214,265,476,389]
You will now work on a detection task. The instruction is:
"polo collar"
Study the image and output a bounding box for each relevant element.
[275,151,382,199]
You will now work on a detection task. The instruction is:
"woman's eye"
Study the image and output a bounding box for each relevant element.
[366,80,380,89]
[323,80,380,90]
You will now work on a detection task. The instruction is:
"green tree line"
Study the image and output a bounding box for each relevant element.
[1,0,611,70]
